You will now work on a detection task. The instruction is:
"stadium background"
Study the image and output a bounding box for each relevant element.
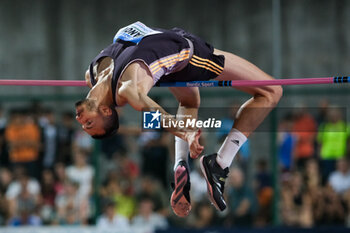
[0,0,350,232]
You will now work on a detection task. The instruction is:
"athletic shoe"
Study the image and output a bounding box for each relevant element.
[200,153,229,211]
[170,160,191,217]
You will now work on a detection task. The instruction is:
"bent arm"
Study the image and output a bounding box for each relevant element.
[119,75,188,138]
[118,62,203,156]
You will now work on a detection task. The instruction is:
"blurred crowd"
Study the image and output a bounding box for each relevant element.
[278,101,350,227]
[0,99,349,231]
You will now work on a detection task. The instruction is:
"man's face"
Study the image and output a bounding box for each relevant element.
[75,99,105,136]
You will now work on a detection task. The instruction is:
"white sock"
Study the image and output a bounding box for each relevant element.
[174,136,189,171]
[216,128,247,169]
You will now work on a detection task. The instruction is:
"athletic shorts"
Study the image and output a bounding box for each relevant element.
[128,28,225,84]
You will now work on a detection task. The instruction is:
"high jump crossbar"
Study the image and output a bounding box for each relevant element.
[0,76,348,87]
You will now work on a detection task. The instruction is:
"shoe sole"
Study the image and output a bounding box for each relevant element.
[200,156,221,211]
[170,165,191,217]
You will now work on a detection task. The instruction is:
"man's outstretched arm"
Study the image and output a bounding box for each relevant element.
[118,62,204,157]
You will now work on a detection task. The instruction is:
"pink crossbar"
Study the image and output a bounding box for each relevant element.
[0,79,87,86]
[0,77,342,87]
[228,77,333,86]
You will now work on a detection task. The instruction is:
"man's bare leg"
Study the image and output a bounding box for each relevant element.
[214,49,283,169]
[170,87,201,168]
[200,49,282,211]
[169,87,201,217]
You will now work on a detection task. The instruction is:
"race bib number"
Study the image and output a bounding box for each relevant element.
[113,21,162,44]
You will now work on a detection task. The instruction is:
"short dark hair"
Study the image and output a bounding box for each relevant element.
[75,100,86,107]
[91,106,119,139]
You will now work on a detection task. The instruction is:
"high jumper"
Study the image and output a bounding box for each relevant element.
[71,21,313,217]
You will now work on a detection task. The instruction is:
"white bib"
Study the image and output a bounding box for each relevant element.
[113,21,162,44]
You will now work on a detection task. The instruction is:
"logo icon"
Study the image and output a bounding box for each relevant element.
[143,110,161,129]
[231,139,240,146]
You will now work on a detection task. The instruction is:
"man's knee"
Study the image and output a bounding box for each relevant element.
[179,96,200,108]
[266,85,283,106]
[170,87,201,109]
[178,90,200,108]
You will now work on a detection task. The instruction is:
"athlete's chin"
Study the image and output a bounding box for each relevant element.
[83,129,94,136]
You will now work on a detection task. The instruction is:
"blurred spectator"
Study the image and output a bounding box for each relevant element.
[0,105,7,130]
[39,169,57,224]
[292,107,317,170]
[189,161,207,203]
[132,196,168,232]
[6,161,41,226]
[255,159,272,192]
[72,130,93,156]
[320,184,346,225]
[139,131,170,188]
[304,159,322,191]
[8,176,41,226]
[0,167,12,225]
[100,107,140,158]
[278,113,296,171]
[61,210,81,226]
[107,148,139,195]
[0,105,9,167]
[254,159,273,226]
[5,167,40,219]
[5,110,41,179]
[100,171,121,201]
[97,200,130,230]
[28,101,43,123]
[113,149,139,181]
[304,159,324,225]
[8,198,42,226]
[190,200,217,229]
[136,176,168,216]
[55,180,89,225]
[56,112,76,164]
[280,171,313,227]
[317,108,349,183]
[65,150,94,198]
[344,190,350,227]
[114,185,136,220]
[328,158,350,195]
[0,192,8,225]
[100,134,127,160]
[0,167,12,195]
[226,166,257,226]
[53,162,67,196]
[100,171,136,219]
[316,99,329,126]
[39,109,58,169]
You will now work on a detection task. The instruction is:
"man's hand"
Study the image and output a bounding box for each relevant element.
[185,129,204,159]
